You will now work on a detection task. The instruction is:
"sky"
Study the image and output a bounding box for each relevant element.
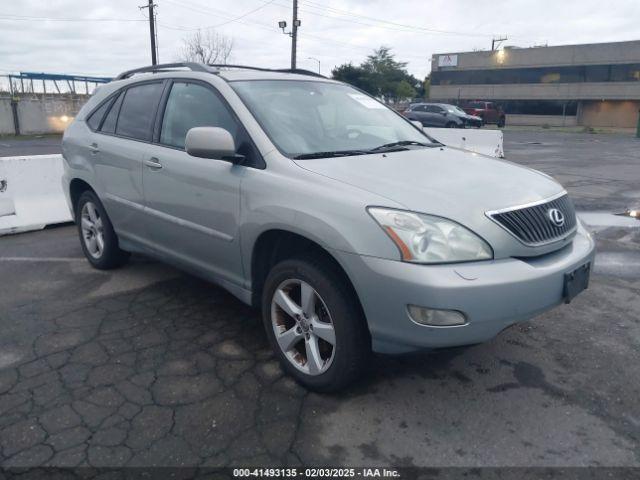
[1,0,639,80]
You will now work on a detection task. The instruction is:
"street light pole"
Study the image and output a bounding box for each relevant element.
[278,1,301,69]
[307,57,320,74]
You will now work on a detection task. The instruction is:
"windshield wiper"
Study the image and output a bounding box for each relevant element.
[368,140,436,152]
[293,150,369,160]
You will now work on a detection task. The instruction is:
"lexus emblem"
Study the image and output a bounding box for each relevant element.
[547,208,565,227]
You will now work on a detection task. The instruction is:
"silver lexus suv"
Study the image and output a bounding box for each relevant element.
[62,63,595,391]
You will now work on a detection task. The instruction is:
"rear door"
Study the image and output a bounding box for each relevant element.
[92,81,165,242]
[141,80,247,286]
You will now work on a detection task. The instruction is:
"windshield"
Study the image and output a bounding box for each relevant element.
[231,80,435,158]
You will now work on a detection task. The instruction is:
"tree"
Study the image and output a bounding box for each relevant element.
[423,75,431,100]
[395,80,416,101]
[331,63,374,93]
[331,46,422,102]
[177,30,233,64]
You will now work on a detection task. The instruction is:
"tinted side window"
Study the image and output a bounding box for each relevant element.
[86,98,112,131]
[100,93,124,134]
[116,83,164,141]
[160,82,239,149]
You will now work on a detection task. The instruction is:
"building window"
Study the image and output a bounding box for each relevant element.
[431,63,640,86]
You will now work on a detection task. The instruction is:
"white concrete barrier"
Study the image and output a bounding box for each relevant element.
[424,128,504,158]
[0,154,72,235]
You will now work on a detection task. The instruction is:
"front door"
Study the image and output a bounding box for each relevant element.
[142,80,245,286]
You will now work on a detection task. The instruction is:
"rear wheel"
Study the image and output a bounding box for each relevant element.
[76,191,129,269]
[445,121,457,128]
[497,116,506,128]
[262,254,370,392]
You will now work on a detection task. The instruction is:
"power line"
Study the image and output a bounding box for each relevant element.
[299,0,544,42]
[297,0,496,38]
[0,14,146,22]
[0,0,426,65]
[158,0,421,58]
[212,0,278,28]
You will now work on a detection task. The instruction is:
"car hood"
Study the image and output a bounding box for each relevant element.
[293,146,567,256]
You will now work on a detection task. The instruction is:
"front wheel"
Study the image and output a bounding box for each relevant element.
[76,191,129,270]
[261,254,371,392]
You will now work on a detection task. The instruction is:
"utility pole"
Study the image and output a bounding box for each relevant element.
[278,1,301,70]
[491,36,508,51]
[291,0,299,69]
[140,0,158,65]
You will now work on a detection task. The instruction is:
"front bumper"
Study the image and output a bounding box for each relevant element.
[334,224,596,354]
[464,117,483,128]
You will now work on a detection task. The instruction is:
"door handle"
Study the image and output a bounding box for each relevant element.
[89,143,100,154]
[144,158,163,170]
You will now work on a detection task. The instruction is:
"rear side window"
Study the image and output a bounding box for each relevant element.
[100,93,124,134]
[86,98,112,131]
[115,82,164,141]
[160,82,238,149]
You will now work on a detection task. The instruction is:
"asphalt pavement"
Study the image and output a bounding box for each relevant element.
[0,131,638,468]
[0,135,62,157]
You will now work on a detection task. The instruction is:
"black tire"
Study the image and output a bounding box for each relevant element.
[445,121,457,128]
[497,116,506,128]
[75,190,129,270]
[261,253,371,392]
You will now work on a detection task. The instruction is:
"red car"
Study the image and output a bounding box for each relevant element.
[463,101,506,127]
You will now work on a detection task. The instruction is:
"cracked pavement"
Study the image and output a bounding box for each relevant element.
[0,131,638,467]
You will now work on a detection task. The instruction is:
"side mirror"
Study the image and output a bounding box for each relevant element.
[185,127,242,163]
[411,120,423,129]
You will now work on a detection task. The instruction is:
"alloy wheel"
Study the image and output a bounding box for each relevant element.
[80,201,105,259]
[270,279,336,375]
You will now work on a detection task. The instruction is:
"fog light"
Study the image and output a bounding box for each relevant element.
[407,305,467,326]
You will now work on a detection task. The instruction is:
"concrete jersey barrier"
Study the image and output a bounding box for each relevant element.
[424,127,504,158]
[0,154,72,235]
[0,131,504,235]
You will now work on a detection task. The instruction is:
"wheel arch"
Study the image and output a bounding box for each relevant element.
[69,178,97,214]
[249,229,365,320]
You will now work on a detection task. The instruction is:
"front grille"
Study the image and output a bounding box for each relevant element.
[487,194,577,246]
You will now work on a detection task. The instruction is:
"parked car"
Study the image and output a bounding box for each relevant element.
[405,103,482,128]
[62,63,595,391]
[463,101,506,127]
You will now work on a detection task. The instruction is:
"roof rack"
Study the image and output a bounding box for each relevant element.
[114,62,327,81]
[115,62,211,80]
[208,64,326,78]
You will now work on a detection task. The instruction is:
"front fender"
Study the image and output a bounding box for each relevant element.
[237,158,406,288]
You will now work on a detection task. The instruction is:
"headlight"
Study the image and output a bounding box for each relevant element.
[368,207,493,264]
